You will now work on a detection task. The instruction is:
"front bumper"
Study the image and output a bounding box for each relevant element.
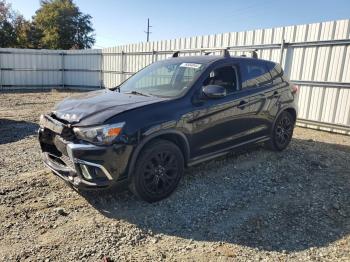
[38,127,133,189]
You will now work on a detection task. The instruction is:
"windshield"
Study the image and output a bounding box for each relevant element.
[119,61,205,97]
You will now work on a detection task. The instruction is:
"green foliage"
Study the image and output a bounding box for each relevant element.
[0,0,17,47]
[0,0,95,49]
[14,15,42,48]
[34,0,95,49]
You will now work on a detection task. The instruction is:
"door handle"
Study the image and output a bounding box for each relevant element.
[237,100,247,109]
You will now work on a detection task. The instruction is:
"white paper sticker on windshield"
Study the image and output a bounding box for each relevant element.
[179,63,202,69]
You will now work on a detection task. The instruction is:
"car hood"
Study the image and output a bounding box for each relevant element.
[52,89,168,126]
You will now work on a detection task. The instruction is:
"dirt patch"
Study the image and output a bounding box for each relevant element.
[0,91,349,261]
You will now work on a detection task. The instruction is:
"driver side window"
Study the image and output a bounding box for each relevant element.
[203,66,238,94]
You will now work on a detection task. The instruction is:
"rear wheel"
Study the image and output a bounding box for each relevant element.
[129,139,184,202]
[268,111,295,151]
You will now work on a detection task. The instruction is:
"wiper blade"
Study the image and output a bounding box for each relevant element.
[125,91,150,97]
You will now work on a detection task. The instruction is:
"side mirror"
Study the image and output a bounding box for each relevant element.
[202,85,227,99]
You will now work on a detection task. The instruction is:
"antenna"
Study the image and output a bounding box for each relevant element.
[144,18,152,42]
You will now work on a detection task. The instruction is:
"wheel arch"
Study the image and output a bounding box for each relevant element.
[284,107,297,122]
[127,130,190,179]
[273,106,297,129]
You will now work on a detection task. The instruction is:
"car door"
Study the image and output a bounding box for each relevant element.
[239,60,275,138]
[188,62,255,158]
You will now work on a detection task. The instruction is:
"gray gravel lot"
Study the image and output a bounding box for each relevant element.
[0,90,350,261]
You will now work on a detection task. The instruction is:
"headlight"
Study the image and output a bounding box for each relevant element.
[73,122,125,145]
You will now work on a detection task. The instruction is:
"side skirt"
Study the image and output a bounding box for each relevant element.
[187,136,270,167]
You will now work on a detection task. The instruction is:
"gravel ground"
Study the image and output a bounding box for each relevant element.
[0,90,349,261]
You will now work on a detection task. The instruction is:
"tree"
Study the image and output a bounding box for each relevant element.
[33,0,95,49]
[0,1,41,48]
[13,15,42,48]
[0,0,17,47]
[0,0,94,49]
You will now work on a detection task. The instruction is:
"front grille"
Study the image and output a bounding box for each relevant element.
[40,128,74,170]
[61,127,75,140]
[41,141,62,157]
[53,135,69,156]
[61,154,76,170]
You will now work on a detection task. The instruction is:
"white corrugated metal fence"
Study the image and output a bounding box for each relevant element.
[0,19,349,134]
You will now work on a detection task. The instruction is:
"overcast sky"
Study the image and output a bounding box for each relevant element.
[10,0,350,48]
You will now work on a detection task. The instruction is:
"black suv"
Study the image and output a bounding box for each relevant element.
[38,52,298,202]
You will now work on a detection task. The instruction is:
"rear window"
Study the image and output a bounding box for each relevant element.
[266,62,283,79]
[266,61,286,83]
[240,60,272,89]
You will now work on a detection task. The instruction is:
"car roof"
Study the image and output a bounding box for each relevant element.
[166,55,274,65]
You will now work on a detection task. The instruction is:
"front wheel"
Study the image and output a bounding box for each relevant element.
[268,111,295,151]
[129,139,184,202]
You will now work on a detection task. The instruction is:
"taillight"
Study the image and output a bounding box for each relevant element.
[291,85,299,94]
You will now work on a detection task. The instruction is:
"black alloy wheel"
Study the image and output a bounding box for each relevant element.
[270,111,295,151]
[130,139,184,202]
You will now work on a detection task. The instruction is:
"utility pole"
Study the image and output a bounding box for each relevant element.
[144,18,152,42]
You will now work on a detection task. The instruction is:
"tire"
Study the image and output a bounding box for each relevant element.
[129,139,184,202]
[268,111,295,151]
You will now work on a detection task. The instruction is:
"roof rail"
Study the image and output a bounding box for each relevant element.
[204,48,255,58]
[251,50,258,58]
[170,47,258,59]
[221,49,230,58]
[172,51,180,57]
[228,48,258,58]
[171,47,230,58]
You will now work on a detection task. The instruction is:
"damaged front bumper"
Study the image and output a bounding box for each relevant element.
[38,117,133,189]
[40,141,112,188]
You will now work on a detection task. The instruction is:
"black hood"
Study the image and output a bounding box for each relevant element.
[52,89,168,126]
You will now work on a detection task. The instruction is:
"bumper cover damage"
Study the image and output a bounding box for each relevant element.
[38,114,132,189]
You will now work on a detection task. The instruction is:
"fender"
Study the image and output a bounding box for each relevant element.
[127,129,191,179]
[271,105,297,134]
